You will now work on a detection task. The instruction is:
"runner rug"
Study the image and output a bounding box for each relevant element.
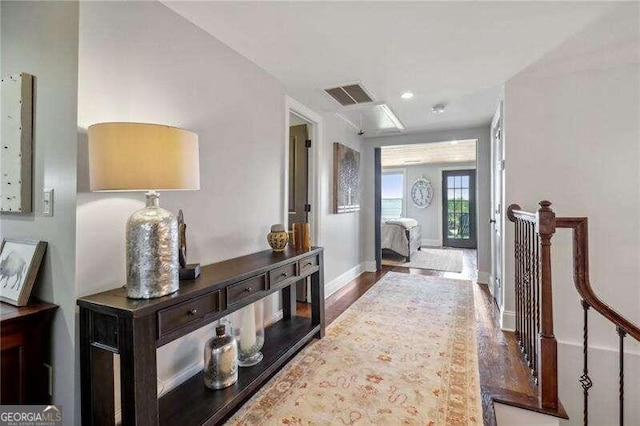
[228,272,481,425]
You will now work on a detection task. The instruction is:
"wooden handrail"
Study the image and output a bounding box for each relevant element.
[508,202,640,342]
[507,200,640,424]
[555,217,640,342]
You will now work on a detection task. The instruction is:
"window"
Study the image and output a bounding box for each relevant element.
[381,171,404,219]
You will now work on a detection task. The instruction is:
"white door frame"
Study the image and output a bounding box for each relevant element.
[490,100,505,315]
[284,96,322,246]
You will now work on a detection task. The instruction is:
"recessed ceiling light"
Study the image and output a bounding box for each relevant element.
[431,103,446,114]
[450,140,458,145]
[401,92,414,100]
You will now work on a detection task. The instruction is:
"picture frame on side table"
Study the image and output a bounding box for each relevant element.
[0,239,47,306]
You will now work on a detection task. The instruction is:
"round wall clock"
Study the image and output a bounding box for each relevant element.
[410,177,433,209]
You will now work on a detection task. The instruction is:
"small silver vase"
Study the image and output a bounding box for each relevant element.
[125,191,179,299]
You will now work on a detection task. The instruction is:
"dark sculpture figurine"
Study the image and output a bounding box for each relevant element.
[178,209,187,268]
[177,209,201,280]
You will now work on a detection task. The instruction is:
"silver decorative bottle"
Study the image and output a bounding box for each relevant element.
[204,324,238,390]
[125,191,179,299]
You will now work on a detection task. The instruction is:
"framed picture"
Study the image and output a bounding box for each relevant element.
[0,239,47,306]
[333,142,360,213]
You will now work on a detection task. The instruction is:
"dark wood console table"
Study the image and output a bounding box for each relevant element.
[78,247,324,426]
[1,300,58,404]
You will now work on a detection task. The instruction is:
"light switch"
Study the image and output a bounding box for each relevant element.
[43,189,53,216]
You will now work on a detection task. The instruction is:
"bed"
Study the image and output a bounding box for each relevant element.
[381,218,421,262]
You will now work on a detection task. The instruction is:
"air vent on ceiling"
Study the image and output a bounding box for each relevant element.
[325,83,374,106]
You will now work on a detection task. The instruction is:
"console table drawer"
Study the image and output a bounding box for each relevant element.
[299,254,319,275]
[269,262,297,288]
[227,274,267,306]
[157,291,220,338]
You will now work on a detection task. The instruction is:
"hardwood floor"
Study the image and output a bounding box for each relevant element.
[297,248,541,425]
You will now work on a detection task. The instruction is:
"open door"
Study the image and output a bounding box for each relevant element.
[490,103,504,308]
[289,121,311,302]
[442,169,477,249]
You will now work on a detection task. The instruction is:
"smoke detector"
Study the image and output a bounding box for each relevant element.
[431,103,446,114]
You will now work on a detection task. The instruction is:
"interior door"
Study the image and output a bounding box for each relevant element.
[288,124,309,226]
[490,103,504,307]
[442,170,477,249]
[288,124,310,302]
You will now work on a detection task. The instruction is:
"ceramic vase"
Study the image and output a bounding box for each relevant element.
[267,224,288,252]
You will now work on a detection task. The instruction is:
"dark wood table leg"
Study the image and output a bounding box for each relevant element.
[282,282,297,320]
[311,252,325,338]
[79,308,116,426]
[118,315,158,426]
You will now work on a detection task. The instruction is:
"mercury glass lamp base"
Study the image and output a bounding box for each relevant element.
[238,352,263,367]
[126,191,179,299]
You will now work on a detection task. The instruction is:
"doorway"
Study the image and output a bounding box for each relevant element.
[375,140,478,272]
[442,169,477,249]
[285,97,321,304]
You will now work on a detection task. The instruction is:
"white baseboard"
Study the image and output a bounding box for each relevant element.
[325,262,368,298]
[477,271,491,285]
[421,238,441,247]
[362,260,377,272]
[501,309,516,331]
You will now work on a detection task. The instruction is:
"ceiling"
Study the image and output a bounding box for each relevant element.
[382,139,476,167]
[164,1,614,136]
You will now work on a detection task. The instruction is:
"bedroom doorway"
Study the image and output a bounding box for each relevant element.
[376,139,478,275]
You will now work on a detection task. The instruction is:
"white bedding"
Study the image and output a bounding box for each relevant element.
[381,219,420,258]
[384,218,418,229]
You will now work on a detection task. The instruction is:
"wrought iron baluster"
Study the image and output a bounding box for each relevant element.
[516,219,521,345]
[579,300,592,426]
[618,326,626,426]
[533,229,540,383]
[525,221,532,364]
[528,221,534,367]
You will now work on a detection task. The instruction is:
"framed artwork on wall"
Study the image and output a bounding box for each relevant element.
[0,239,47,306]
[333,142,360,213]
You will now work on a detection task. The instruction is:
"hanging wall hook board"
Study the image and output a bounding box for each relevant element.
[1,73,34,213]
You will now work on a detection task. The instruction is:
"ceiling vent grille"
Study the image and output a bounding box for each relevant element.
[324,83,374,106]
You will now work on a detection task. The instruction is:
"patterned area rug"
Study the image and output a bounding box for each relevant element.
[228,272,481,425]
[383,248,464,273]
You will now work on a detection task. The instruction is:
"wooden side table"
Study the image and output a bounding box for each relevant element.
[0,300,58,404]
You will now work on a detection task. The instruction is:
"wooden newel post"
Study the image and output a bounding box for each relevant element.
[537,200,559,410]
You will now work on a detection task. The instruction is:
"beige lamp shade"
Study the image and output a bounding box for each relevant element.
[88,122,200,191]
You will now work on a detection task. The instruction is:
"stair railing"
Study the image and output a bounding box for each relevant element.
[507,200,640,425]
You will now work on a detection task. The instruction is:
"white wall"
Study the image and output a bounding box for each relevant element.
[503,4,640,424]
[319,114,366,291]
[0,1,79,422]
[362,126,491,282]
[77,0,367,405]
[389,161,476,247]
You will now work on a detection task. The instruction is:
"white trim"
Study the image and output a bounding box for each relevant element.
[501,309,516,331]
[362,260,377,272]
[477,270,491,285]
[325,262,367,298]
[284,96,323,245]
[421,238,440,247]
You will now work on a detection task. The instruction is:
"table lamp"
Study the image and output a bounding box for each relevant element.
[88,122,200,299]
